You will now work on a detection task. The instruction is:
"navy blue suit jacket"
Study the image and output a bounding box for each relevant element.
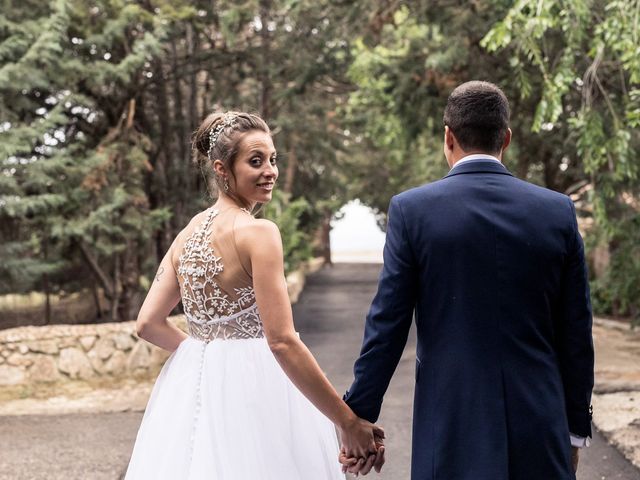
[344,160,594,480]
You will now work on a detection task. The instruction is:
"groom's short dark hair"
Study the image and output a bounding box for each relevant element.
[443,81,510,154]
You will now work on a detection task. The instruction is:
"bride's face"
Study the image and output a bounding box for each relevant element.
[230,130,278,206]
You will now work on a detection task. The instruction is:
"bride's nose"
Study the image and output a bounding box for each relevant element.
[263,163,277,179]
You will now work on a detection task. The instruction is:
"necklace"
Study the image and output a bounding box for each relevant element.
[213,205,253,217]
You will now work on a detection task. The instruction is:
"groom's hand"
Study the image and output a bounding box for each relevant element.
[339,445,384,476]
[338,417,380,461]
[339,428,385,476]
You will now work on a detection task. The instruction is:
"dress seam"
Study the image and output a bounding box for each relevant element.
[186,341,207,478]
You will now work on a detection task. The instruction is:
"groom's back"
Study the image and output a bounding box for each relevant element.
[401,164,573,352]
[345,81,593,480]
[397,161,587,479]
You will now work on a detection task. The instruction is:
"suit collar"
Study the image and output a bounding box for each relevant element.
[444,159,514,179]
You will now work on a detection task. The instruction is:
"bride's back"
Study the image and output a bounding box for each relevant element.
[170,207,262,341]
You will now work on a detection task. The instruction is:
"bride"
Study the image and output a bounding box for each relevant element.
[124,111,384,479]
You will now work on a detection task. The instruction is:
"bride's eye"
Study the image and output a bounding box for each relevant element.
[270,155,277,165]
[250,156,262,166]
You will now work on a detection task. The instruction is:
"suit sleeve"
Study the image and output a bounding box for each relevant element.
[557,197,594,438]
[344,196,418,423]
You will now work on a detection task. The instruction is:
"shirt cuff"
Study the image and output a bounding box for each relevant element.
[570,433,591,448]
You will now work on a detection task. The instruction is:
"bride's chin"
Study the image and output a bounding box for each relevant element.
[246,194,272,206]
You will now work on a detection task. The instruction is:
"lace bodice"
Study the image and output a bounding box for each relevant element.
[177,208,264,342]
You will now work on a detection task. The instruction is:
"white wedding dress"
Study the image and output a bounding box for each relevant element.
[124,207,344,479]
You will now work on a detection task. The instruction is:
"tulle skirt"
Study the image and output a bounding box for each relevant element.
[124,336,345,479]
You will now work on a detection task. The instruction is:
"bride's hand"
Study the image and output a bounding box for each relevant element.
[339,433,385,476]
[338,416,379,459]
[338,419,385,474]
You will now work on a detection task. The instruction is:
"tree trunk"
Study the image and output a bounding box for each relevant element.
[515,144,530,179]
[111,253,121,322]
[78,240,114,299]
[91,281,104,321]
[186,21,200,213]
[259,0,273,120]
[152,58,173,261]
[171,36,189,227]
[321,209,332,266]
[118,239,138,322]
[42,239,51,325]
[284,135,297,194]
[542,154,561,192]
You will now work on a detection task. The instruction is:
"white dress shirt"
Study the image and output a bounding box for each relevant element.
[450,153,502,170]
[450,153,591,448]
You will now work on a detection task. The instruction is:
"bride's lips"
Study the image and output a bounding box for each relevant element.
[257,182,275,191]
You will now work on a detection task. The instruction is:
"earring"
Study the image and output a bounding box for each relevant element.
[223,178,229,192]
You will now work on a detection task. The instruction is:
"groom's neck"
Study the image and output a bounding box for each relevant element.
[448,149,502,169]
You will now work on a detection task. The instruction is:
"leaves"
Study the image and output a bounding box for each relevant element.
[1,0,638,323]
[485,0,640,321]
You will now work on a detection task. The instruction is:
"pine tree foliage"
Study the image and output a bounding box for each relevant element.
[0,0,361,323]
[0,1,172,321]
[0,0,638,324]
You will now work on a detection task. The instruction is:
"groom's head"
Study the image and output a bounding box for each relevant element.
[443,81,511,165]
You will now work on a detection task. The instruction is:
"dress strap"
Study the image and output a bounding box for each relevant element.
[231,209,254,279]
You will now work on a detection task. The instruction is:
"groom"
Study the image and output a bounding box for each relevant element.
[342,81,594,479]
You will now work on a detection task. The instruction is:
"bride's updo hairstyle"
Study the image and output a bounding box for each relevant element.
[192,111,270,208]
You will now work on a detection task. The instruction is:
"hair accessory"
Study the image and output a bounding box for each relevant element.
[208,113,238,160]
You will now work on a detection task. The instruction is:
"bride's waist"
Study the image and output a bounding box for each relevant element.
[188,333,268,344]
[186,329,300,344]
[185,303,260,326]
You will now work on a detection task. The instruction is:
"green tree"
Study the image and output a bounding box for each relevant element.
[346,1,610,206]
[483,0,640,321]
[0,1,171,321]
[4,0,635,326]
[339,0,639,320]
[0,0,363,324]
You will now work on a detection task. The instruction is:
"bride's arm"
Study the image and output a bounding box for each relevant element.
[135,238,188,352]
[239,218,380,460]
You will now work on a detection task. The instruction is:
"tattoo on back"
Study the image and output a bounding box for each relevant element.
[155,265,164,282]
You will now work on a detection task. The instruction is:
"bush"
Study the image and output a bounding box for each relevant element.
[263,191,313,274]
[590,220,640,325]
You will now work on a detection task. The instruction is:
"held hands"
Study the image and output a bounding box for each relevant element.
[339,432,385,476]
[337,417,386,476]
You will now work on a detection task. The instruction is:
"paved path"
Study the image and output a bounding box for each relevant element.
[1,264,639,479]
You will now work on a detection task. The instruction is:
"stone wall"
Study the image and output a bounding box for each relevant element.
[0,317,186,387]
[0,258,324,388]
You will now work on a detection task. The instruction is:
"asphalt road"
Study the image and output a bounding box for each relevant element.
[0,264,638,480]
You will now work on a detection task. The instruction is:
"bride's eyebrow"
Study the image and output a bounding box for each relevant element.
[247,149,276,157]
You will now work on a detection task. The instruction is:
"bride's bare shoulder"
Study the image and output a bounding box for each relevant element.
[235,215,280,238]
[234,215,282,257]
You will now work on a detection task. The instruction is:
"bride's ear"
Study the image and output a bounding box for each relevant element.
[212,159,226,177]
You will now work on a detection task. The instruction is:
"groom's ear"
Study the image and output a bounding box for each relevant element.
[501,128,512,153]
[444,126,455,152]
